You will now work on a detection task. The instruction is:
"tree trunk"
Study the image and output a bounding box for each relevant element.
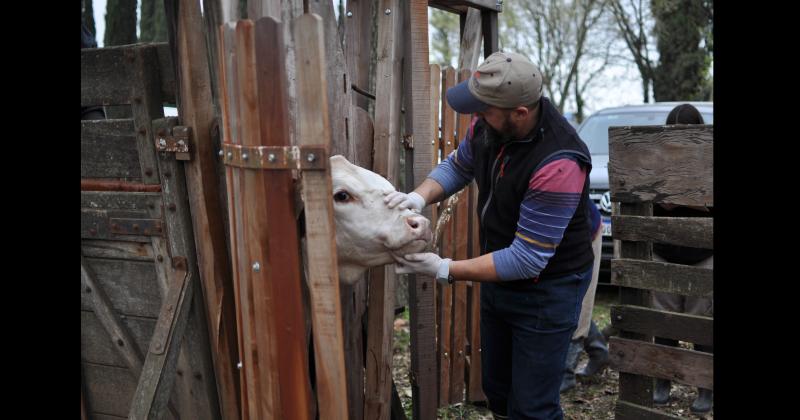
[141,0,169,43]
[104,0,138,46]
[82,0,96,41]
[652,0,708,101]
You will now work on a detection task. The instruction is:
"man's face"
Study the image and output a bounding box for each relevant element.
[476,106,517,144]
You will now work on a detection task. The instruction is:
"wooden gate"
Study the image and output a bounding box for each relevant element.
[607,124,713,419]
[81,42,221,419]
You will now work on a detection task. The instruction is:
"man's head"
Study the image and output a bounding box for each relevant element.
[666,104,704,125]
[446,51,545,141]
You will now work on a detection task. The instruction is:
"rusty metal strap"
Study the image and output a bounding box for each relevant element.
[221,143,327,170]
[155,125,191,161]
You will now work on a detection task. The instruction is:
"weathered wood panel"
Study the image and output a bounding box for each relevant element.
[608,125,713,207]
[611,304,712,347]
[80,258,163,318]
[83,362,138,417]
[610,337,713,390]
[611,259,713,297]
[81,311,155,367]
[81,240,155,261]
[81,119,142,180]
[612,215,713,249]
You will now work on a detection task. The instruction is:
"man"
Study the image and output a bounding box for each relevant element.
[387,51,594,419]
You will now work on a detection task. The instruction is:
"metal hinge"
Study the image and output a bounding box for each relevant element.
[155,126,191,161]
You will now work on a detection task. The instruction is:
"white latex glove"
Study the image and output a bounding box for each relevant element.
[394,253,453,286]
[383,191,426,212]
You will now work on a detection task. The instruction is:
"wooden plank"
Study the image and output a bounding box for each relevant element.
[150,117,222,419]
[129,45,166,185]
[466,182,484,402]
[81,119,142,180]
[172,1,241,418]
[80,258,163,317]
[428,0,501,13]
[457,8,482,72]
[353,107,375,170]
[345,0,376,112]
[81,310,155,367]
[430,64,441,225]
[616,400,681,420]
[81,191,162,214]
[611,304,713,347]
[612,215,712,249]
[616,201,653,408]
[220,21,256,420]
[81,44,176,107]
[234,19,281,420]
[610,337,713,390]
[129,262,194,420]
[437,66,457,408]
[254,17,314,420]
[608,125,713,207]
[83,362,138,417]
[449,69,472,403]
[366,0,405,416]
[610,258,713,297]
[341,278,367,420]
[406,1,437,418]
[294,12,350,420]
[81,255,145,375]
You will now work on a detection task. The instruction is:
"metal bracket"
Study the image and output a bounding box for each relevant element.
[109,218,164,236]
[155,126,192,161]
[221,143,327,170]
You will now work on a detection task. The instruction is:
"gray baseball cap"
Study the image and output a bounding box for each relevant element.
[446,51,544,114]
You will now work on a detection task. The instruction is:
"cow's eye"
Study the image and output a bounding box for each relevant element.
[333,191,351,202]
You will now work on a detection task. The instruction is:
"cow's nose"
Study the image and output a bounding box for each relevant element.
[405,215,431,238]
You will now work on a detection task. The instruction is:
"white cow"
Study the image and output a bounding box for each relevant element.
[328,155,432,283]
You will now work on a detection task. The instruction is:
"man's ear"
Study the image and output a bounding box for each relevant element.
[512,106,529,120]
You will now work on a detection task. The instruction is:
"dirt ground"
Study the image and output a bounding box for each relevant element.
[391,285,713,419]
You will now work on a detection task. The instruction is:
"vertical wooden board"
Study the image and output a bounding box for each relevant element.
[353,107,375,170]
[467,183,485,402]
[345,0,376,112]
[254,16,312,420]
[457,8,483,72]
[367,0,404,416]
[429,64,442,225]
[173,1,241,417]
[406,1,436,417]
[294,12,349,420]
[129,45,165,185]
[341,278,367,420]
[449,72,472,402]
[230,20,269,420]
[615,202,655,408]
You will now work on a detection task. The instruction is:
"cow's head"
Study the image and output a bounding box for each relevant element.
[330,155,432,284]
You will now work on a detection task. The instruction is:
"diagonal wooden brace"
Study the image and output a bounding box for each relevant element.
[128,257,193,420]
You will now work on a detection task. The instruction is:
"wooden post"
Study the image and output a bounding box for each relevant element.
[365,0,404,417]
[294,12,350,420]
[405,1,437,418]
[170,1,241,418]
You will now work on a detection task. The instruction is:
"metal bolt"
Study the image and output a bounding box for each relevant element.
[268,153,276,163]
[168,203,177,212]
[385,8,391,14]
[157,255,164,262]
[88,228,97,236]
[138,128,146,135]
[447,141,451,146]
[242,152,249,161]
[347,11,353,17]
[307,153,316,162]
[167,305,174,312]
[218,150,224,157]
[227,152,233,159]
[444,352,448,357]
[86,287,92,293]
[616,315,623,321]
[145,169,153,176]
[253,262,261,272]
[117,339,124,346]
[133,224,140,231]
[458,350,463,356]
[478,348,482,352]
[237,362,243,369]
[164,171,171,178]
[159,138,167,147]
[431,140,435,145]
[177,139,185,146]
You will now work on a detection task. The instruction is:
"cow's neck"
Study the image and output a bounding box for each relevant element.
[338,264,368,284]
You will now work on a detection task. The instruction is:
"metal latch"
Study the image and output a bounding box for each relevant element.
[109,218,164,236]
[155,126,191,161]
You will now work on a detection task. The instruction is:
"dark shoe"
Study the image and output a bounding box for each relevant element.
[690,388,713,413]
[653,378,671,405]
[577,321,609,378]
[560,339,582,393]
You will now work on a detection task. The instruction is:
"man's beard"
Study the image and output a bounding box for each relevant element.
[487,114,517,145]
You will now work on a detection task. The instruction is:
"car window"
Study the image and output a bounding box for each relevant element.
[578,111,713,154]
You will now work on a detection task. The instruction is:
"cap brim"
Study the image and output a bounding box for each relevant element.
[446,80,488,114]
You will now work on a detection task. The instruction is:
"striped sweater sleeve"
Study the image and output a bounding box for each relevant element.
[492,154,588,280]
[427,117,479,197]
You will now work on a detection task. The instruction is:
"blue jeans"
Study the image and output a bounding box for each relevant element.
[480,266,592,419]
